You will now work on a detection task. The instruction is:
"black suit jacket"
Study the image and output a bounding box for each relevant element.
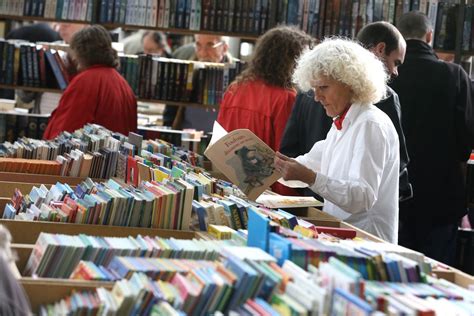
[390,40,474,223]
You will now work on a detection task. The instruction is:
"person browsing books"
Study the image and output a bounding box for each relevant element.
[217,26,313,153]
[390,12,474,264]
[280,22,412,203]
[163,34,237,133]
[43,25,137,140]
[274,38,400,243]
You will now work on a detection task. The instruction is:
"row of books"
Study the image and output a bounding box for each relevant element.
[24,232,258,279]
[0,123,207,181]
[4,176,197,230]
[0,41,70,89]
[248,208,430,282]
[0,40,246,106]
[119,54,245,105]
[0,114,49,143]
[0,0,97,21]
[2,0,470,48]
[0,124,134,178]
[36,251,474,315]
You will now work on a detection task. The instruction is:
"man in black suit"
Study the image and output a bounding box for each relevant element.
[280,21,413,202]
[390,11,473,264]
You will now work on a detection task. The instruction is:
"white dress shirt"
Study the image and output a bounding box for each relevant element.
[295,103,400,243]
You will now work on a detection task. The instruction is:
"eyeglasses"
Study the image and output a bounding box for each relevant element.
[194,41,224,51]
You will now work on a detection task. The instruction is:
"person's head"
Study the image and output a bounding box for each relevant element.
[56,23,87,44]
[193,34,229,62]
[70,25,118,71]
[236,26,313,88]
[397,11,433,44]
[293,38,388,118]
[142,31,171,56]
[357,21,406,78]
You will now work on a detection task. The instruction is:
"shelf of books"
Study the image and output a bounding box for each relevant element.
[0,84,219,110]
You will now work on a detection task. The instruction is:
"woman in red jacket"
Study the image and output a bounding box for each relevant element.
[43,25,137,139]
[217,26,313,152]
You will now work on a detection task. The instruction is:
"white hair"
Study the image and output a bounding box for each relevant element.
[293,38,388,105]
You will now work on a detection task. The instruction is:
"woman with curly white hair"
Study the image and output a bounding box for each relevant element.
[274,38,400,243]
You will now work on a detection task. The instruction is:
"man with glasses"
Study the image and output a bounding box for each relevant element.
[280,21,412,204]
[164,34,236,132]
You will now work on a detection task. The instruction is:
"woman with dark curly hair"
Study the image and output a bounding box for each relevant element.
[217,26,313,152]
[43,25,137,139]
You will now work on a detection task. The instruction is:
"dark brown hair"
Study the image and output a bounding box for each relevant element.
[357,21,402,55]
[70,25,118,68]
[234,26,314,89]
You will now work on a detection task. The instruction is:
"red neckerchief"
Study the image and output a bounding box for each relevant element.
[333,105,351,130]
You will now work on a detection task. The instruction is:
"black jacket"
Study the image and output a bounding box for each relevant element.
[390,40,474,223]
[280,87,413,201]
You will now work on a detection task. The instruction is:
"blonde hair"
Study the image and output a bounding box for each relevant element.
[293,38,388,105]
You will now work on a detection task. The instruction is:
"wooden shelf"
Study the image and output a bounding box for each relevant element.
[0,110,50,118]
[0,84,63,94]
[1,219,196,244]
[0,14,91,25]
[20,277,113,312]
[0,84,220,109]
[0,14,260,41]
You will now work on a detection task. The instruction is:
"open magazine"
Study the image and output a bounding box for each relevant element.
[204,122,282,200]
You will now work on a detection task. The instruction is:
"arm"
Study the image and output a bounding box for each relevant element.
[310,122,398,214]
[453,66,474,157]
[377,88,412,201]
[163,105,179,127]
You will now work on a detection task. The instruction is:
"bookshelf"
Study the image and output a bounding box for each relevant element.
[0,14,261,41]
[0,84,219,110]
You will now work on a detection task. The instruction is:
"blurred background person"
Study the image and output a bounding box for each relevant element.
[217,26,313,152]
[54,23,87,44]
[142,31,172,56]
[43,25,137,139]
[163,34,236,132]
[391,11,474,264]
[122,30,172,56]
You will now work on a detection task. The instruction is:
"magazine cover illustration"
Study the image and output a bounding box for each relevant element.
[205,122,281,200]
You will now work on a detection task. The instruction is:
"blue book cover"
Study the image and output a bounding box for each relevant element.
[268,232,291,266]
[332,288,373,315]
[44,50,67,90]
[247,208,270,251]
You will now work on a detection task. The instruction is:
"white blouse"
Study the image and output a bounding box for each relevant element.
[296,103,400,243]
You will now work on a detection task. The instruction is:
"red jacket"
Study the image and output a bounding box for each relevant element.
[217,80,296,152]
[43,65,137,139]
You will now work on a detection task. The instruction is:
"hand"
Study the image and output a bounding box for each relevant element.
[274,152,316,185]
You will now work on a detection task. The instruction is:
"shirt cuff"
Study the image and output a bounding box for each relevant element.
[310,172,328,195]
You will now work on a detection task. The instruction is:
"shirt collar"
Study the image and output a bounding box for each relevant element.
[333,103,362,131]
